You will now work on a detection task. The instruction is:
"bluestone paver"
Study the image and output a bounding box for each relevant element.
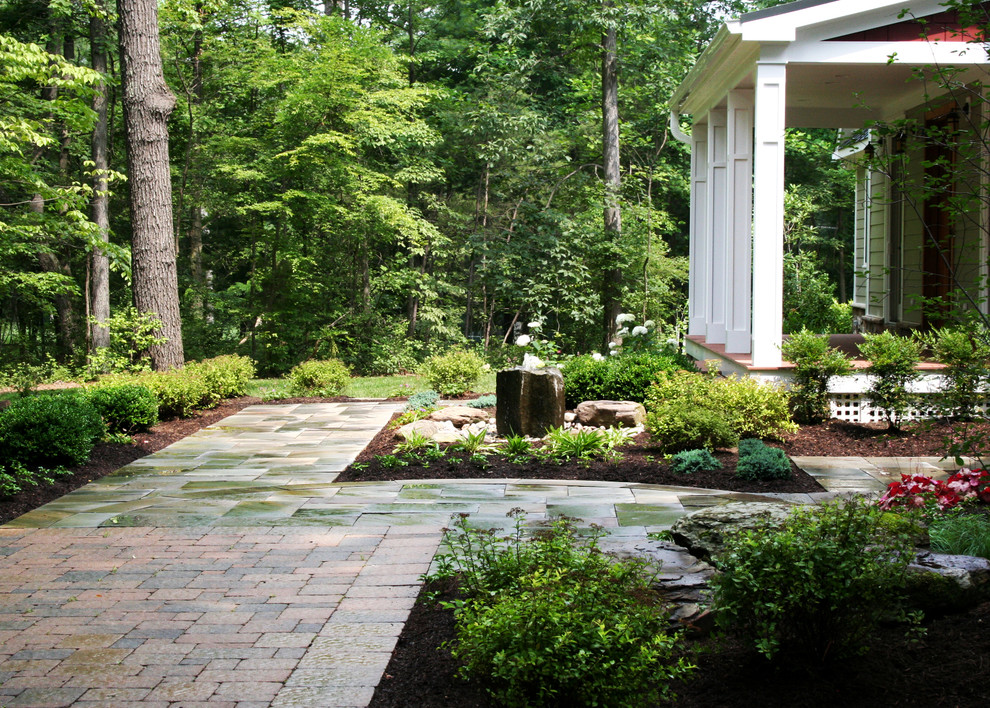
[0,401,912,706]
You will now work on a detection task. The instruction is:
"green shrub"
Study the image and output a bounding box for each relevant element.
[645,370,796,440]
[466,394,497,409]
[563,350,691,407]
[669,448,722,475]
[735,439,791,481]
[419,350,484,396]
[186,355,255,401]
[135,370,210,419]
[288,358,350,397]
[921,326,990,419]
[711,498,917,662]
[404,389,440,412]
[780,329,852,424]
[0,393,105,466]
[435,515,691,707]
[86,384,159,433]
[646,400,739,453]
[929,512,990,559]
[860,331,922,429]
[84,307,167,376]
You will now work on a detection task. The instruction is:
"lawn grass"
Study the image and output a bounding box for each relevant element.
[246,372,497,400]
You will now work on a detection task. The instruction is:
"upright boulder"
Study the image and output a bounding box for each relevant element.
[496,366,565,437]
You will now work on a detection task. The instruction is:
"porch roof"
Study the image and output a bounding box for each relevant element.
[672,0,989,129]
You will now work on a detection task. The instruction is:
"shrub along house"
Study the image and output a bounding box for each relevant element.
[670,0,989,421]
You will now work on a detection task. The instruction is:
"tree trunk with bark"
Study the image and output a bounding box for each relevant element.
[118,0,185,369]
[90,9,111,352]
[601,6,623,347]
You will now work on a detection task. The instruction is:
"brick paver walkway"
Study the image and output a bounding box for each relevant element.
[0,402,947,707]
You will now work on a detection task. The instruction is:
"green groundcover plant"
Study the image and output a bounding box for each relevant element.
[431,512,693,707]
[712,498,918,662]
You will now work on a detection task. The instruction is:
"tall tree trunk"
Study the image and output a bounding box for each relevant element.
[118,0,185,370]
[90,9,111,352]
[601,6,622,347]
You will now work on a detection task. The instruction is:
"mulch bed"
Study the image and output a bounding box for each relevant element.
[372,579,990,708]
[337,421,823,494]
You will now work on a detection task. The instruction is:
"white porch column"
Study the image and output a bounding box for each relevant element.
[688,116,709,336]
[706,107,728,344]
[725,89,754,353]
[751,62,786,367]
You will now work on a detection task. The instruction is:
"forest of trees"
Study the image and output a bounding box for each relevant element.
[0,0,851,376]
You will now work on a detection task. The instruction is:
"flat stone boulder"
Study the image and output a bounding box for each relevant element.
[395,419,456,441]
[669,501,795,561]
[496,366,565,437]
[428,406,489,427]
[575,400,646,428]
[905,551,990,614]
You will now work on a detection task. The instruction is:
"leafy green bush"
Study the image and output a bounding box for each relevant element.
[669,448,722,475]
[646,400,739,453]
[929,512,990,559]
[645,370,796,440]
[133,370,211,419]
[85,307,167,376]
[288,358,350,397]
[921,326,990,419]
[404,389,440,412]
[711,498,917,662]
[735,439,791,481]
[435,515,691,707]
[186,355,256,401]
[0,393,105,466]
[466,394,497,409]
[563,350,692,407]
[419,350,484,396]
[783,251,853,334]
[86,384,159,433]
[860,331,922,429]
[780,329,852,424]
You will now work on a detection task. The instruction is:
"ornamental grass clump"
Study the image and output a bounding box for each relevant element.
[712,497,918,663]
[431,513,693,707]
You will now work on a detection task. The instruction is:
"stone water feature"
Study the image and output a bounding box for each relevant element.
[495,366,565,437]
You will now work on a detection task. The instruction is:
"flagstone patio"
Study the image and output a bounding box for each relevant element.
[0,402,950,707]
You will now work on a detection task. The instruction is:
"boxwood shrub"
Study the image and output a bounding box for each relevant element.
[289,358,351,396]
[563,349,692,408]
[0,392,105,466]
[87,383,159,433]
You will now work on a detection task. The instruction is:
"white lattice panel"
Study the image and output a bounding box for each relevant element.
[829,393,987,423]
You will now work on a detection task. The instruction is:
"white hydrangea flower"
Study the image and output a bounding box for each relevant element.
[617,327,629,337]
[632,325,648,337]
[615,313,635,325]
[609,350,618,356]
[527,320,543,329]
[523,353,545,369]
[644,320,656,329]
[591,352,605,361]
[608,342,617,349]
[515,334,531,347]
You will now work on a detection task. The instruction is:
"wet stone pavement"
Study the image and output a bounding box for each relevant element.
[0,402,959,707]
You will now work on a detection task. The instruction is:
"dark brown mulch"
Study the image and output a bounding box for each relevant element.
[781,417,990,459]
[372,579,990,708]
[0,396,261,526]
[337,420,822,494]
